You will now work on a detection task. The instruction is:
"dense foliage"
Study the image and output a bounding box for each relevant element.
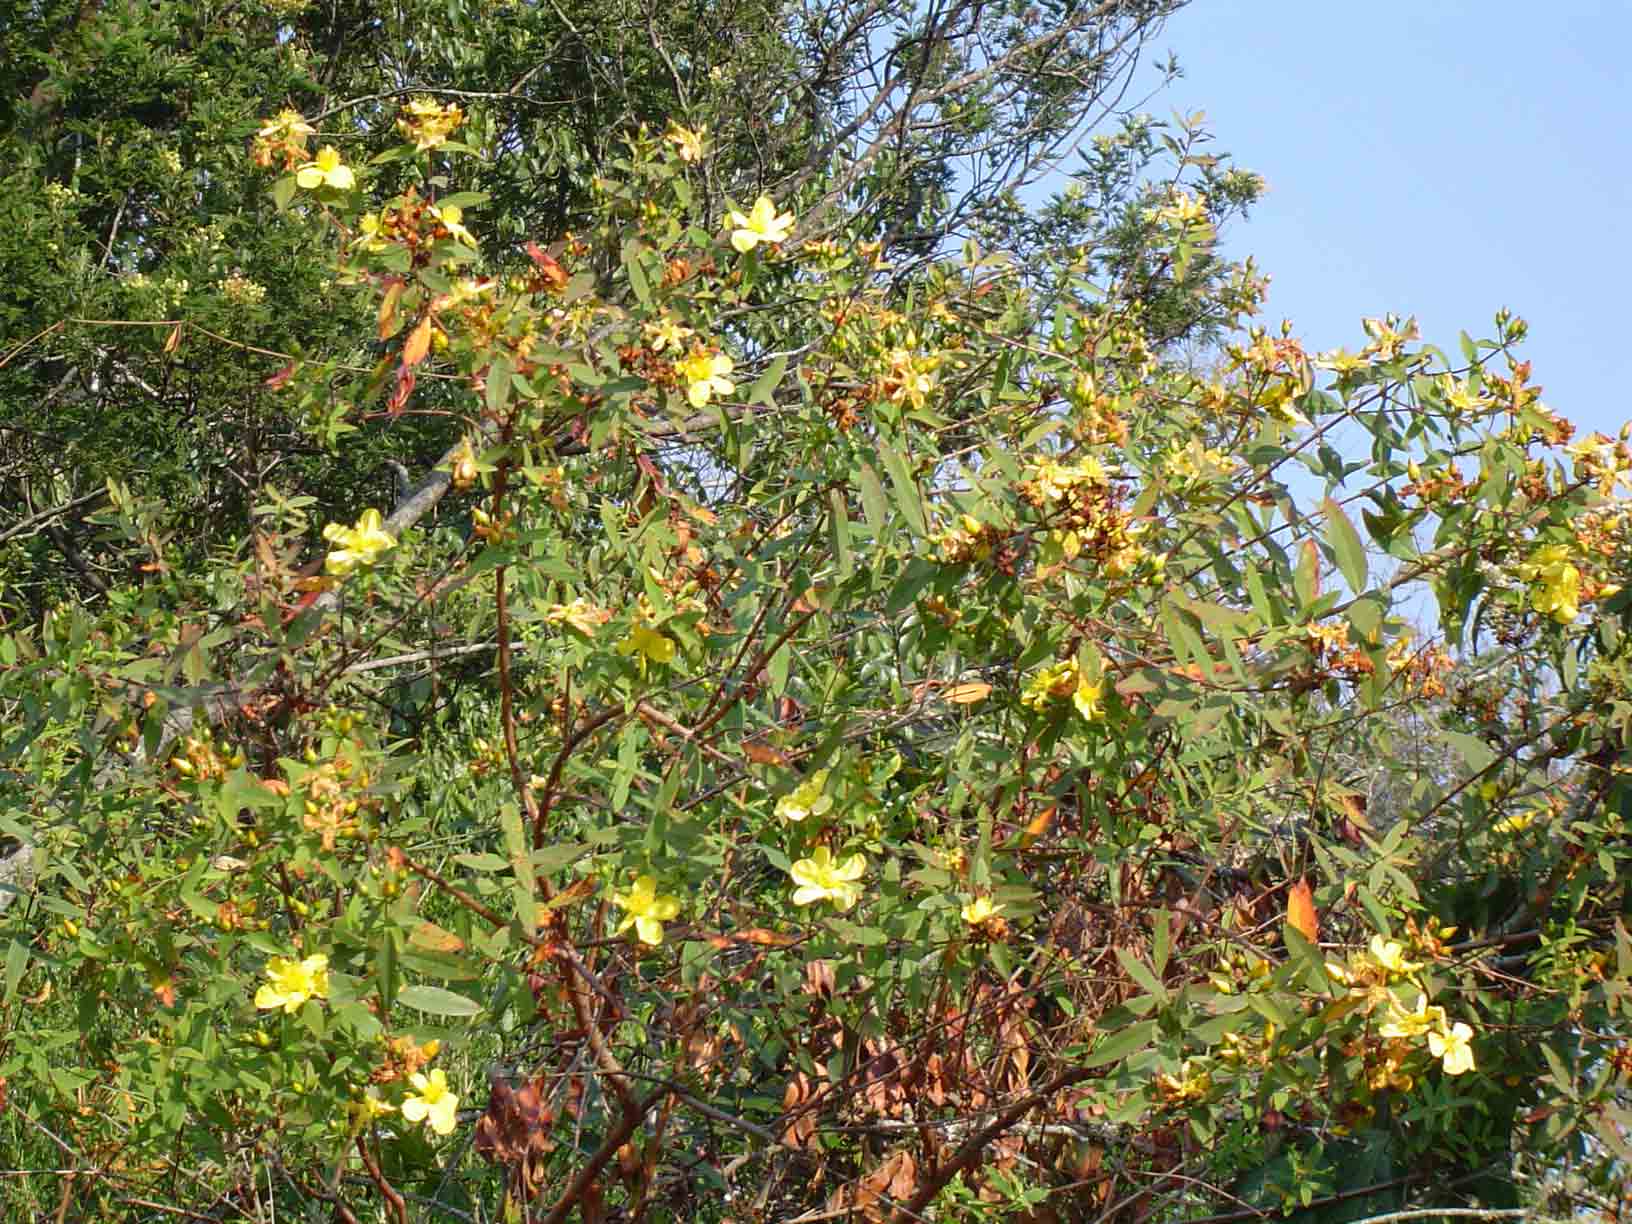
[4,2,1632,1222]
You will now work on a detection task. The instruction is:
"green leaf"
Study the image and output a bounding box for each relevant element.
[271,175,296,211]
[858,463,888,537]
[748,354,788,406]
[3,939,27,1003]
[623,237,652,307]
[1081,1020,1156,1069]
[397,984,483,1018]
[1322,498,1368,593]
[500,801,536,937]
[879,445,926,536]
[1115,947,1169,1004]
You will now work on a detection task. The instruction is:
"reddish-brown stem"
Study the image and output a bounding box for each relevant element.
[537,1089,665,1224]
[354,1134,408,1224]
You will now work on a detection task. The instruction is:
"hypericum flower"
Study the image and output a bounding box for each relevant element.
[401,1068,460,1135]
[397,96,464,151]
[729,195,795,252]
[1379,993,1446,1040]
[664,122,706,163]
[789,845,866,911]
[544,597,608,637]
[1072,676,1104,722]
[322,508,396,576]
[430,203,477,247]
[676,347,735,408]
[776,770,833,822]
[254,953,330,1013]
[611,874,682,946]
[1020,660,1105,722]
[618,621,676,665]
[644,317,694,353]
[1155,1061,1211,1104]
[1517,544,1581,625]
[1368,935,1421,977]
[259,109,316,144]
[350,1090,396,1124]
[1493,808,1541,835]
[961,895,1004,926]
[1428,1021,1475,1075]
[295,145,355,191]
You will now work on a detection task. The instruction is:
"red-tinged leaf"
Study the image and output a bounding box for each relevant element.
[264,362,298,390]
[742,741,790,767]
[401,315,433,367]
[1285,878,1319,942]
[525,241,567,291]
[386,366,416,417]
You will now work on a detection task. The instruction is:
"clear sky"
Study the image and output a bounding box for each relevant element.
[1154,1,1632,440]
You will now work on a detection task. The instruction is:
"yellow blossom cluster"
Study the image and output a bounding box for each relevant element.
[880,345,940,411]
[396,96,464,151]
[664,121,706,162]
[934,513,998,565]
[1020,659,1104,722]
[1516,543,1581,624]
[1379,994,1475,1076]
[1146,189,1208,228]
[252,109,315,171]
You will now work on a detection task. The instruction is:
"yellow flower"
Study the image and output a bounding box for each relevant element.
[611,875,682,946]
[729,195,795,252]
[664,122,706,163]
[1493,809,1539,835]
[350,1090,396,1124]
[401,1068,460,1135]
[644,317,694,353]
[1021,660,1078,711]
[254,953,330,1013]
[1072,676,1104,722]
[789,845,866,911]
[618,621,676,665]
[776,770,833,822]
[397,96,464,151]
[1517,544,1580,624]
[322,508,396,576]
[295,145,355,191]
[1021,660,1104,722]
[545,598,607,637]
[1379,993,1445,1040]
[259,108,315,144]
[1428,1021,1475,1076]
[961,895,1004,926]
[431,203,477,247]
[676,347,735,408]
[1368,935,1421,977]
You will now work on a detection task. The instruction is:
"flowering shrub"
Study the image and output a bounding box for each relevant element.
[3,80,1631,1224]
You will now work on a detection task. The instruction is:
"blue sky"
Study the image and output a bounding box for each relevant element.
[1154,1,1632,440]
